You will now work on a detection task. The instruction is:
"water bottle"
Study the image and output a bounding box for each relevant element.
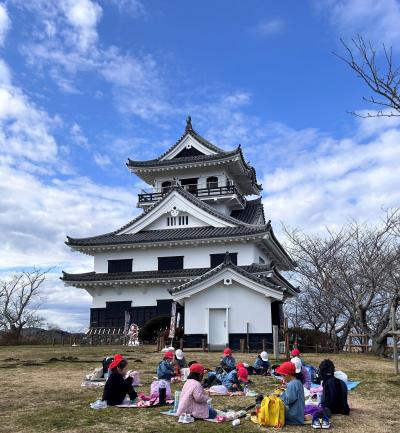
[173,390,181,412]
[159,382,166,405]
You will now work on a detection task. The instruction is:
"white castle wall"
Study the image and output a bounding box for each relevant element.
[183,280,272,335]
[86,284,173,308]
[94,242,270,273]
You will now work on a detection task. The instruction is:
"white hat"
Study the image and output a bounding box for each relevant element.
[175,349,184,360]
[260,351,269,362]
[291,356,302,373]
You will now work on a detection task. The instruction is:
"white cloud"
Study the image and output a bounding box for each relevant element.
[317,0,400,46]
[16,1,170,119]
[255,19,284,36]
[106,0,145,17]
[63,0,102,52]
[0,59,59,164]
[0,3,11,46]
[70,122,89,147]
[94,152,112,168]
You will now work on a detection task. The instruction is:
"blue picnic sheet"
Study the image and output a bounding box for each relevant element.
[310,381,361,391]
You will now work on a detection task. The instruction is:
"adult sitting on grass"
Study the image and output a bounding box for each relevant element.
[102,354,138,406]
[275,361,305,426]
[176,363,217,421]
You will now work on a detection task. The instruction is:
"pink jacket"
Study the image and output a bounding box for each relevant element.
[176,379,209,418]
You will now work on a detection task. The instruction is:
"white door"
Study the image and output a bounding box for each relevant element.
[208,308,227,349]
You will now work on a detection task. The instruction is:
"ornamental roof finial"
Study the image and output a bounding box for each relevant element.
[185,116,193,132]
[224,251,232,265]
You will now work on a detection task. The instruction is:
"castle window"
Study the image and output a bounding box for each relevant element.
[167,215,189,226]
[108,259,133,273]
[158,256,184,271]
[161,181,172,193]
[210,252,238,268]
[207,176,219,189]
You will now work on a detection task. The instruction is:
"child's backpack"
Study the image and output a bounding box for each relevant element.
[102,356,113,376]
[304,365,316,383]
[150,379,172,399]
[126,370,141,386]
[257,395,285,428]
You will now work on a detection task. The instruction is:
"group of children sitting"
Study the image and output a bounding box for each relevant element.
[99,347,350,429]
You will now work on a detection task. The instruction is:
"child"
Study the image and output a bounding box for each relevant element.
[291,357,311,390]
[290,348,307,365]
[157,351,175,381]
[252,351,271,375]
[176,363,218,420]
[174,349,188,374]
[220,348,235,372]
[311,359,350,429]
[217,367,249,393]
[275,361,305,425]
[102,354,137,406]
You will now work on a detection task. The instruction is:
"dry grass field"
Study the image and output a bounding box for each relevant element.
[0,345,399,433]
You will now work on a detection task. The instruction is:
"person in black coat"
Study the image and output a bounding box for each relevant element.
[102,355,137,406]
[311,359,350,429]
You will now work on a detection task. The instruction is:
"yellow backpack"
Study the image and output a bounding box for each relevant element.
[256,395,285,428]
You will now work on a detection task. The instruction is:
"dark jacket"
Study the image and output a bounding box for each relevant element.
[321,377,350,415]
[102,372,137,406]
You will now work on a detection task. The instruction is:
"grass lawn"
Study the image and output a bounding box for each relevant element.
[0,345,399,433]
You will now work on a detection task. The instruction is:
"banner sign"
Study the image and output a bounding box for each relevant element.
[168,302,177,339]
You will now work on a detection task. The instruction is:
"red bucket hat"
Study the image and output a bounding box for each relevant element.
[237,367,249,382]
[189,363,205,374]
[223,348,232,356]
[164,351,174,360]
[275,362,296,376]
[108,354,124,370]
[291,349,301,357]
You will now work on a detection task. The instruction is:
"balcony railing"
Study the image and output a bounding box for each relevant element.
[138,184,246,207]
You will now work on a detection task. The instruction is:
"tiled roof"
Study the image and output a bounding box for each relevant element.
[169,254,284,295]
[230,197,266,225]
[127,148,240,168]
[61,263,272,283]
[66,224,271,247]
[157,117,226,159]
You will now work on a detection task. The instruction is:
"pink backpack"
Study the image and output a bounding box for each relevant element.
[150,380,171,399]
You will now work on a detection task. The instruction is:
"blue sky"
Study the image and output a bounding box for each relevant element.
[1,0,400,331]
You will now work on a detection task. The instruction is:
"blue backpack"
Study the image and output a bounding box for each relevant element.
[304,365,316,383]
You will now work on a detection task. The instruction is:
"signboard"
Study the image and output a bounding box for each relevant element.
[168,302,177,339]
[124,311,131,335]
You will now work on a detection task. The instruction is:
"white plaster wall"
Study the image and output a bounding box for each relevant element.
[94,243,260,273]
[87,284,173,308]
[183,281,272,334]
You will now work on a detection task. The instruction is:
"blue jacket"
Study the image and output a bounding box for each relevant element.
[280,379,305,425]
[220,355,236,371]
[217,370,241,391]
[254,357,270,370]
[157,360,174,380]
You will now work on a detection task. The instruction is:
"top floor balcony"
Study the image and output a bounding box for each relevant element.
[137,183,246,209]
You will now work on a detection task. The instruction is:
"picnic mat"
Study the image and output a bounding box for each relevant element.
[310,381,361,391]
[116,400,173,408]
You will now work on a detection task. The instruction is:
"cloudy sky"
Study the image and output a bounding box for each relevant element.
[1,0,400,331]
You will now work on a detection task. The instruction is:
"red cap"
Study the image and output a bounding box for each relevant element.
[164,351,174,360]
[236,362,245,370]
[189,363,205,374]
[237,367,249,382]
[108,354,124,370]
[291,349,301,357]
[275,362,296,376]
[223,348,232,356]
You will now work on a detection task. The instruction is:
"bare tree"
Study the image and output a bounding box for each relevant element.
[335,35,400,117]
[0,268,48,343]
[284,209,400,355]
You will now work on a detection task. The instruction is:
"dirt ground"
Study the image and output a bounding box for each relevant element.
[0,345,399,433]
